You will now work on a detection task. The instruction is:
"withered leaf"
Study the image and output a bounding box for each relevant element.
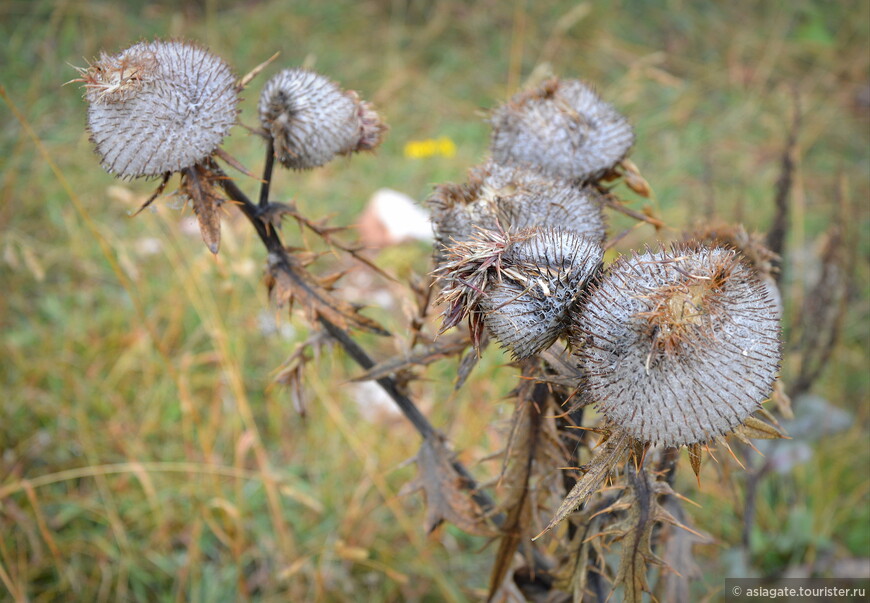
[489,377,543,599]
[534,428,630,539]
[620,158,652,198]
[351,337,468,382]
[187,169,222,255]
[266,251,389,336]
[401,434,496,537]
[653,494,711,603]
[455,333,488,390]
[613,465,659,603]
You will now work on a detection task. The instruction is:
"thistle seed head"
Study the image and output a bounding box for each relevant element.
[428,160,607,265]
[83,40,239,179]
[436,227,602,358]
[258,68,386,170]
[489,78,634,182]
[574,244,782,447]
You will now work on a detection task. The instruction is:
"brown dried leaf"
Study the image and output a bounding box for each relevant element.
[613,466,658,603]
[401,434,496,537]
[534,428,630,539]
[489,373,544,598]
[191,185,221,255]
[266,251,389,335]
[182,164,223,254]
[455,332,488,390]
[653,494,712,603]
[351,337,468,382]
[620,158,652,198]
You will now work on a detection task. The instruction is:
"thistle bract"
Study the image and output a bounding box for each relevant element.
[258,68,386,170]
[84,40,238,179]
[574,244,781,447]
[490,78,634,182]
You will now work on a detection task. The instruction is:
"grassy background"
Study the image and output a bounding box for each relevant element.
[1,0,868,600]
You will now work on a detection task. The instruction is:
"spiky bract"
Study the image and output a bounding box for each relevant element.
[258,68,386,170]
[489,78,634,182]
[574,244,781,447]
[437,227,602,358]
[84,40,238,179]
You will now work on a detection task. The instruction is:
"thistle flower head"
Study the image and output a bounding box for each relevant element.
[436,227,602,358]
[428,160,606,264]
[258,68,386,170]
[82,40,239,179]
[574,244,781,447]
[489,78,634,182]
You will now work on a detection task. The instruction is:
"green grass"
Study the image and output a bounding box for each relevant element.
[2,0,868,600]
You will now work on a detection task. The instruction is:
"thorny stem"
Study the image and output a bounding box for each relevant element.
[218,173,499,508]
[218,168,555,576]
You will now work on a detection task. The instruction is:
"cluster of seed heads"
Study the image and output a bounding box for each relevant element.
[82,40,239,179]
[432,77,782,447]
[258,68,386,170]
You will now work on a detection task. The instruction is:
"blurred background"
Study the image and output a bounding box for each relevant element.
[1,0,868,600]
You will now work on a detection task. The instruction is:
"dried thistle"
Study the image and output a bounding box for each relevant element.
[574,243,782,447]
[81,40,239,179]
[489,78,634,182]
[436,226,602,358]
[258,68,386,170]
[428,160,607,264]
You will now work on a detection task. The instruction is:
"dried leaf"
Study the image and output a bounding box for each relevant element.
[401,434,496,537]
[489,374,545,599]
[620,159,652,198]
[455,333,488,390]
[351,337,468,382]
[182,164,223,254]
[266,251,389,336]
[653,494,711,603]
[534,428,630,539]
[613,465,658,603]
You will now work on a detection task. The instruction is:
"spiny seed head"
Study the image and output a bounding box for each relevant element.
[258,68,386,170]
[573,243,782,447]
[428,160,607,265]
[436,227,602,358]
[489,78,634,182]
[83,40,239,179]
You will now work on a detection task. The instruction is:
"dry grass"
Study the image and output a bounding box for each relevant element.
[1,0,868,600]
